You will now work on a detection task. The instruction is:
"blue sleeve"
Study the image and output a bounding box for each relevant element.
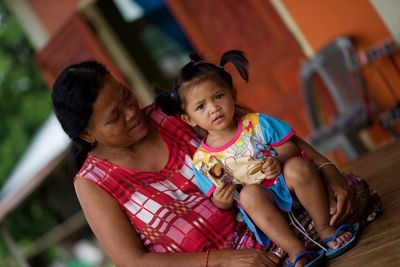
[192,164,216,196]
[259,113,295,146]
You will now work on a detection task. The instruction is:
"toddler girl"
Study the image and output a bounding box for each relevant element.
[156,50,359,267]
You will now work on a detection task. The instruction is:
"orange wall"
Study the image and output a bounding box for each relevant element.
[28,0,80,37]
[283,0,400,141]
[282,0,390,52]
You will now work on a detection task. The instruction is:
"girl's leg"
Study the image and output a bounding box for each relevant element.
[283,157,352,248]
[239,184,306,264]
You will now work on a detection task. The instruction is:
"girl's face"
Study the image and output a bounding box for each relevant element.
[80,75,150,150]
[181,80,236,133]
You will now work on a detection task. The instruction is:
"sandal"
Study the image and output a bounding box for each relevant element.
[284,250,325,267]
[322,222,360,259]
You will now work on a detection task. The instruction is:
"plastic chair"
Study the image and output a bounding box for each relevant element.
[300,37,370,160]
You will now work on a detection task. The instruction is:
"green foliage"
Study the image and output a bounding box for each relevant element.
[0,1,53,264]
[0,1,51,186]
[5,190,59,242]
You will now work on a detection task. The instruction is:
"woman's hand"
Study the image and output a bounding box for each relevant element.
[261,157,281,179]
[290,135,354,226]
[212,181,235,209]
[319,165,354,226]
[216,249,280,267]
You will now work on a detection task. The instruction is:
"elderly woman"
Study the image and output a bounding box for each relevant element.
[51,60,381,267]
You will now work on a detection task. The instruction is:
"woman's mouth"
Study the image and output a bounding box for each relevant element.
[128,117,142,132]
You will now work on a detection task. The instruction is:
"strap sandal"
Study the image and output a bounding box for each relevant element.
[284,249,325,267]
[322,222,361,259]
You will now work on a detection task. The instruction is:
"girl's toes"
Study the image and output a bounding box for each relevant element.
[337,231,352,245]
[328,240,339,249]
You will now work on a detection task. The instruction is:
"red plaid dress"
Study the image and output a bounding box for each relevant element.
[75,105,264,253]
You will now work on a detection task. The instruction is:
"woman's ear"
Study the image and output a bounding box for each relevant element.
[181,114,197,127]
[79,129,96,144]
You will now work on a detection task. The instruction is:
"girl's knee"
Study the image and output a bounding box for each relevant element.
[283,157,316,184]
[239,184,271,210]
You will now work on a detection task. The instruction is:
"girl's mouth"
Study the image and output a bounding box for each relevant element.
[212,115,224,123]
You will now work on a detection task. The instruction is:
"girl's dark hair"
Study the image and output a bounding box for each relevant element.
[155,50,250,116]
[51,60,109,174]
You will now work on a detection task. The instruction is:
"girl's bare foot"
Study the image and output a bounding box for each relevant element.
[318,225,352,249]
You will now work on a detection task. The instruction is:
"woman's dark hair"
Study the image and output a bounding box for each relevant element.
[51,60,109,174]
[155,50,250,116]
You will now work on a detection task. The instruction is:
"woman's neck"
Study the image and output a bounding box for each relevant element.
[92,123,169,172]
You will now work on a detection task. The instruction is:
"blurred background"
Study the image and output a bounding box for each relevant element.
[0,0,399,266]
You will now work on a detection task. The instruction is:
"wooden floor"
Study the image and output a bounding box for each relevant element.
[327,139,400,267]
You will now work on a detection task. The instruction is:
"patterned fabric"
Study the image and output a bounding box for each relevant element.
[75,105,265,253]
[192,113,295,245]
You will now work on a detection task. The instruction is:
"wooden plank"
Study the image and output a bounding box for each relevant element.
[327,140,400,266]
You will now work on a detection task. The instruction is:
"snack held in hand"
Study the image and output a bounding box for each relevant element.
[209,162,233,184]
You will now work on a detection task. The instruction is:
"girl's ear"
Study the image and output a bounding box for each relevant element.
[181,114,197,127]
[79,129,96,144]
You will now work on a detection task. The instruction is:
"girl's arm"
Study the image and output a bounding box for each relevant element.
[75,177,278,267]
[271,140,301,163]
[291,135,354,226]
[261,140,300,179]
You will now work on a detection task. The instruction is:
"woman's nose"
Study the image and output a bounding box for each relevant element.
[124,104,137,120]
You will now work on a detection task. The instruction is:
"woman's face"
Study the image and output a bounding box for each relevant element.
[81,75,150,150]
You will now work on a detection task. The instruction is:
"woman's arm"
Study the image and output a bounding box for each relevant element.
[291,135,353,225]
[75,178,279,267]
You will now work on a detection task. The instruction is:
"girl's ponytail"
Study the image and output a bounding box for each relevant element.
[219,50,249,82]
[155,52,204,116]
[189,53,202,64]
[154,85,182,116]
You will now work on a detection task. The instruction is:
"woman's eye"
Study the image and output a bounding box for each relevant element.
[123,89,131,100]
[108,117,119,124]
[110,117,119,123]
[108,112,120,124]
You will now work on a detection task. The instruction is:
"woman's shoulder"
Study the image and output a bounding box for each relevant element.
[74,153,112,184]
[145,104,183,127]
[145,103,199,141]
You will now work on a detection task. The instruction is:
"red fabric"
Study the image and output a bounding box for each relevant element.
[76,105,263,253]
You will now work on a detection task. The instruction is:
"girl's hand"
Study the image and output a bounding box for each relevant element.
[212,181,235,209]
[261,157,281,179]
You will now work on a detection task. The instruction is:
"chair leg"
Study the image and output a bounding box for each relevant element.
[311,133,369,161]
[337,134,368,161]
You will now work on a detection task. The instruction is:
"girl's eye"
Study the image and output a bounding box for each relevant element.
[216,93,224,99]
[195,104,204,111]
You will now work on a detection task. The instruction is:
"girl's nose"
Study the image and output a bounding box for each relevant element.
[210,103,220,114]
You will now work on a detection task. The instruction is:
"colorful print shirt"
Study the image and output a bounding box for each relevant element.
[192,113,295,245]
